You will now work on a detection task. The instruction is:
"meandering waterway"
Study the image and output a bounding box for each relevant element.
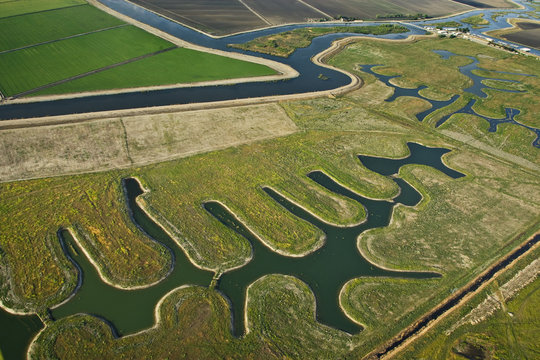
[1,142,466,358]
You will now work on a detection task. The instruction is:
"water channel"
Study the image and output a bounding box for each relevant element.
[2,142,467,358]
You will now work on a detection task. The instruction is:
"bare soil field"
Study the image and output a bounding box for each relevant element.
[449,0,517,8]
[242,0,328,25]
[129,0,266,35]
[0,103,297,182]
[131,0,470,35]
[501,21,540,49]
[302,0,469,19]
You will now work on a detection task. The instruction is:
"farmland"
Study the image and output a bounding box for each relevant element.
[129,0,266,36]
[33,47,277,96]
[0,0,279,99]
[450,0,517,8]
[301,0,468,20]
[0,0,85,18]
[0,5,124,52]
[229,24,408,57]
[130,0,470,36]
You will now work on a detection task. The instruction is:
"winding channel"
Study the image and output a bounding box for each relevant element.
[2,142,465,358]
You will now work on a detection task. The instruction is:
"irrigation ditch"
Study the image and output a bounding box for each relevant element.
[365,231,540,360]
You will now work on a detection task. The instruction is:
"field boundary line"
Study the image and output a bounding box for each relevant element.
[0,24,129,55]
[236,0,272,26]
[10,46,177,99]
[297,0,333,19]
[0,3,86,21]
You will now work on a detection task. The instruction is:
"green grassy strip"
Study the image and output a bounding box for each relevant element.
[0,0,86,18]
[229,24,408,57]
[0,5,124,52]
[33,47,277,96]
[0,25,172,97]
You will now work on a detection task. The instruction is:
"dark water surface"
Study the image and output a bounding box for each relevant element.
[3,143,468,357]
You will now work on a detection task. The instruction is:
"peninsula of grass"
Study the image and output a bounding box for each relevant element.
[0,0,85,18]
[0,25,173,97]
[461,13,490,28]
[0,1,278,98]
[426,21,462,29]
[228,24,408,57]
[0,4,125,52]
[33,47,277,96]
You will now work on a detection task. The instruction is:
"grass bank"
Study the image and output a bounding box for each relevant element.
[228,24,408,57]
[1,35,539,359]
[461,13,490,28]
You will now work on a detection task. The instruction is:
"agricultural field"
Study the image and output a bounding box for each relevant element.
[130,0,471,35]
[0,25,173,97]
[0,0,85,18]
[32,47,276,96]
[301,0,468,19]
[0,5,124,52]
[0,0,278,98]
[242,0,328,24]
[129,0,266,35]
[450,0,518,8]
[229,24,408,57]
[490,19,540,49]
[461,13,490,27]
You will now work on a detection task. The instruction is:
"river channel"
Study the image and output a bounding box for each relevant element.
[2,142,467,358]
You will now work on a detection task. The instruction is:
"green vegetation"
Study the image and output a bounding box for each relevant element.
[0,5,124,52]
[0,1,278,98]
[228,24,407,57]
[395,246,540,360]
[33,47,277,95]
[0,173,172,311]
[0,25,173,96]
[461,13,490,28]
[0,0,85,18]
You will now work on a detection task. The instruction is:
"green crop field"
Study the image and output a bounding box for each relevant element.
[0,5,125,52]
[34,47,277,95]
[0,25,173,97]
[461,13,490,28]
[0,0,86,18]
